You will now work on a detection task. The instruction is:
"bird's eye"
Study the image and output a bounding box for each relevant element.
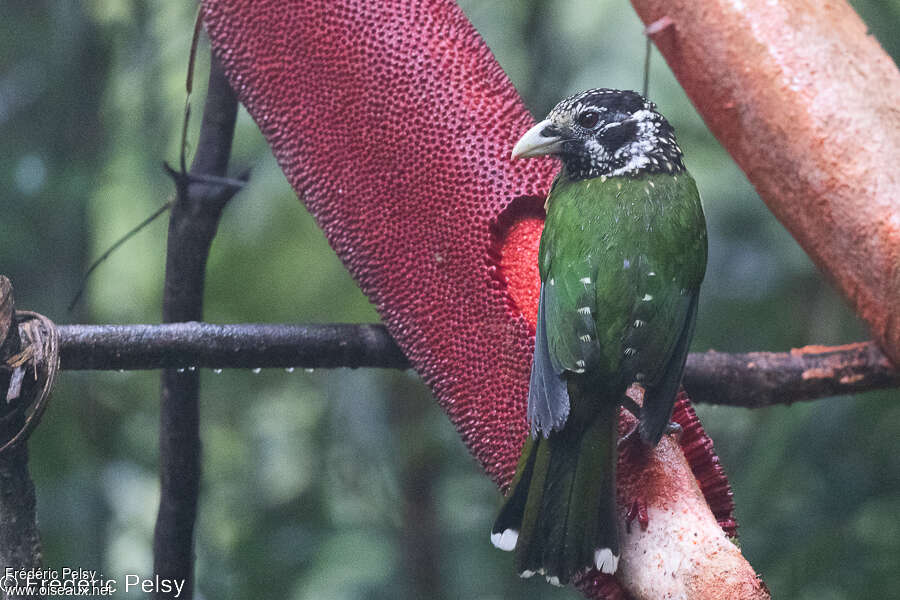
[577,111,600,129]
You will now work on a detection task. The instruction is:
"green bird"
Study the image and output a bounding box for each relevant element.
[491,89,707,585]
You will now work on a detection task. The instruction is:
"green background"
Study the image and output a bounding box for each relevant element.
[2,1,899,598]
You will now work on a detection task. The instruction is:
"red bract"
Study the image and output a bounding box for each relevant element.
[201,1,739,596]
[202,0,556,487]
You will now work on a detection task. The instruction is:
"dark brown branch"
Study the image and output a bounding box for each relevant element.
[0,277,43,576]
[682,342,900,408]
[59,323,408,370]
[56,323,899,407]
[153,55,240,600]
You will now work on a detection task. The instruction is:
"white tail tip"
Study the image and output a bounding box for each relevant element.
[490,528,519,551]
[594,547,620,574]
[546,575,562,587]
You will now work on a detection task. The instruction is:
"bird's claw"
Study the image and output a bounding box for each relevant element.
[664,421,683,442]
[618,422,640,449]
[625,498,649,533]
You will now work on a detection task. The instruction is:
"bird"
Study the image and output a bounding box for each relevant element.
[491,88,708,586]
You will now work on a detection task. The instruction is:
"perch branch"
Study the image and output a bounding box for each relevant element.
[59,323,407,370]
[153,54,241,600]
[683,342,899,408]
[56,323,899,407]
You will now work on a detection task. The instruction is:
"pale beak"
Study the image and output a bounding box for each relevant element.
[511,119,563,159]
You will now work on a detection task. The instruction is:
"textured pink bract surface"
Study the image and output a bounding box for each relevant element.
[201,1,737,596]
[202,0,557,488]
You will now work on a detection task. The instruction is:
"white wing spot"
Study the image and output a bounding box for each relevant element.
[624,347,638,357]
[580,334,592,342]
[647,271,656,277]
[577,306,592,315]
[549,278,555,286]
[580,276,591,285]
[575,359,586,368]
[594,548,620,575]
[633,319,645,328]
[490,529,519,551]
[642,294,653,302]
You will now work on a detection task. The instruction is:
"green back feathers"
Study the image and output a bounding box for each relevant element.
[539,172,706,398]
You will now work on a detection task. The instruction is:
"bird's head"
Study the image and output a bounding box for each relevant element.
[511,88,685,180]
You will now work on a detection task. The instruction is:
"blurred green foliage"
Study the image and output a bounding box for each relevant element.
[2,1,899,598]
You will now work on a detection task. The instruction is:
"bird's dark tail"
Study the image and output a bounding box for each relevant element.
[491,401,619,585]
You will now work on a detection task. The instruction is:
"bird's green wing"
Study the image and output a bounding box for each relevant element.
[612,174,706,443]
[526,284,572,437]
[527,177,606,437]
[538,176,637,383]
[543,269,600,375]
[625,288,698,444]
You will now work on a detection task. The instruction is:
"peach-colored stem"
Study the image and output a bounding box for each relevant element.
[631,0,900,366]
[616,427,770,599]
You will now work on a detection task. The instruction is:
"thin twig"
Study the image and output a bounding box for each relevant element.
[642,35,651,98]
[1,311,59,455]
[180,6,204,174]
[163,168,246,190]
[67,199,173,312]
[56,322,900,408]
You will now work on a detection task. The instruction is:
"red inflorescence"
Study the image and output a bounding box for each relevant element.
[202,0,557,490]
[201,0,736,595]
[673,391,738,537]
[489,195,546,333]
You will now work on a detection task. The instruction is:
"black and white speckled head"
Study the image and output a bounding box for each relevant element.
[511,89,685,180]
